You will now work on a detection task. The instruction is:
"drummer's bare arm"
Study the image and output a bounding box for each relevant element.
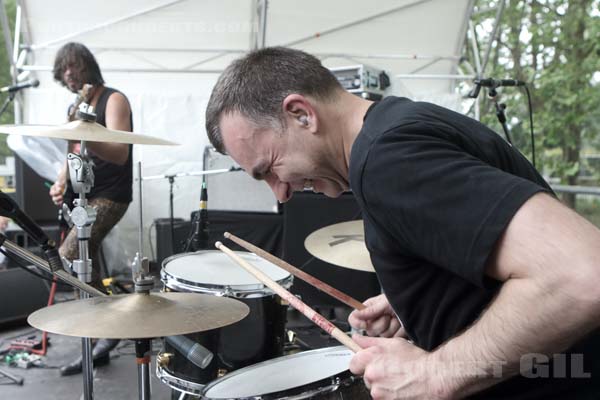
[86,92,131,165]
[350,193,600,399]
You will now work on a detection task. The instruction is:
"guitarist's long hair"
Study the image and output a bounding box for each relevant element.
[53,42,104,88]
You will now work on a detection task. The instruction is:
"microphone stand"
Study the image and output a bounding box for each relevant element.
[469,79,513,145]
[0,91,16,119]
[488,86,512,145]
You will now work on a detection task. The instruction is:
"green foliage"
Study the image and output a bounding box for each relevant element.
[468,0,600,208]
[0,0,16,163]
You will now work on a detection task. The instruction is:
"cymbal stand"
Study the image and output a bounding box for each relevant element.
[61,106,98,400]
[132,161,155,400]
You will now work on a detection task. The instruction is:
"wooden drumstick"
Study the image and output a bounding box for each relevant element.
[224,232,366,311]
[216,241,362,353]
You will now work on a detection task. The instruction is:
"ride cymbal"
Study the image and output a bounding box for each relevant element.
[28,292,249,339]
[304,220,375,273]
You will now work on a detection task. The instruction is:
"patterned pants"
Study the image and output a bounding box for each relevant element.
[59,197,129,290]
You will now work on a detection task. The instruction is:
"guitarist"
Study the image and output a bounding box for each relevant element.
[48,42,133,376]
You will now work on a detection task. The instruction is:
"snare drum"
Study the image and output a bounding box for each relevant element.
[158,250,292,395]
[201,346,371,399]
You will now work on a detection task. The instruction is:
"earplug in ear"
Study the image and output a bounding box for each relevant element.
[299,116,309,126]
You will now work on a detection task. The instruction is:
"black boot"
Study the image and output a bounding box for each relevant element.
[59,339,119,376]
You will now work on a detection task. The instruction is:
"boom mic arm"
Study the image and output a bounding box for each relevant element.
[468,77,527,98]
[0,190,63,272]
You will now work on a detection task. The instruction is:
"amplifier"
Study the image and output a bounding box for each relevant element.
[330,65,390,100]
[203,147,279,213]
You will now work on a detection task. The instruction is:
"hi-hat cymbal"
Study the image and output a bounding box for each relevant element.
[27,292,249,339]
[304,220,374,273]
[0,120,178,145]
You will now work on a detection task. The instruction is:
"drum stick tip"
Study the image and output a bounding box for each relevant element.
[215,241,223,249]
[224,232,231,239]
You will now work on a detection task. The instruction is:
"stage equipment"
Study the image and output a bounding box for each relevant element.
[330,64,390,100]
[216,242,361,353]
[201,346,370,399]
[27,292,249,339]
[0,93,178,399]
[0,120,178,145]
[224,232,366,310]
[0,79,39,118]
[144,167,240,253]
[283,192,380,307]
[203,146,279,213]
[304,220,374,273]
[0,78,39,93]
[158,250,290,396]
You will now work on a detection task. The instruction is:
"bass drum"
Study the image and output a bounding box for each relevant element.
[158,250,292,396]
[201,346,371,399]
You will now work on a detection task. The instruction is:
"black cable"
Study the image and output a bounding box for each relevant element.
[0,248,54,284]
[524,85,536,169]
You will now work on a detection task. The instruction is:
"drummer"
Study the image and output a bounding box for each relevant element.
[204,47,600,398]
[48,42,134,376]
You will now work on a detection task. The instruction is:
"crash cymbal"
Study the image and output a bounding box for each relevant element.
[304,220,375,273]
[0,120,178,145]
[27,292,249,339]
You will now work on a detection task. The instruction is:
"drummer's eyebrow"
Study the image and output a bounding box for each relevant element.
[251,160,270,181]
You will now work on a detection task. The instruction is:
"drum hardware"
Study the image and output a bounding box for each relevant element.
[156,353,173,369]
[225,232,366,310]
[216,242,362,353]
[158,250,292,396]
[304,220,375,273]
[0,97,178,400]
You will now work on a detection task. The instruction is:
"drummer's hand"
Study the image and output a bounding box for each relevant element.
[49,180,65,206]
[349,294,406,338]
[350,335,445,400]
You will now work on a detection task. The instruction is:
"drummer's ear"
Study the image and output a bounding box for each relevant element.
[282,94,318,134]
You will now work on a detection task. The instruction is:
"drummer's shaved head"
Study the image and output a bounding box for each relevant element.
[205,47,343,154]
[53,42,104,88]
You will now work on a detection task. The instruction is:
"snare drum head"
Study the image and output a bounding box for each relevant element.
[162,251,291,290]
[202,346,353,399]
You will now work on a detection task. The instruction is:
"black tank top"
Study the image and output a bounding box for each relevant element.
[65,87,133,204]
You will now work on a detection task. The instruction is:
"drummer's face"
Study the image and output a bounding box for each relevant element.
[63,63,83,92]
[220,111,347,203]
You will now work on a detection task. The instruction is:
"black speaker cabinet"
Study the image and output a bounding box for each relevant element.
[154,218,192,267]
[283,192,380,308]
[14,155,59,224]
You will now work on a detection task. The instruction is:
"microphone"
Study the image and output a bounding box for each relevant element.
[0,79,40,93]
[474,78,526,88]
[197,181,209,249]
[166,335,213,369]
[0,190,63,272]
[468,77,526,99]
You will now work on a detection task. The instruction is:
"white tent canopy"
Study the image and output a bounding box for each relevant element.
[3,0,475,264]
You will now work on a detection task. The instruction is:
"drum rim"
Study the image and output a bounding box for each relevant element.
[200,346,357,400]
[156,361,206,396]
[161,250,293,296]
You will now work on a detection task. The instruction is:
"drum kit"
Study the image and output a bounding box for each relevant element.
[0,109,377,399]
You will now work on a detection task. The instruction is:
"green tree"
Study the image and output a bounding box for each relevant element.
[0,0,16,162]
[468,0,600,208]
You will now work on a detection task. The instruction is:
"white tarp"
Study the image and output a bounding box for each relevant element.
[11,0,474,265]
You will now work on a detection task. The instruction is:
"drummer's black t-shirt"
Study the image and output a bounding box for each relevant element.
[349,97,600,399]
